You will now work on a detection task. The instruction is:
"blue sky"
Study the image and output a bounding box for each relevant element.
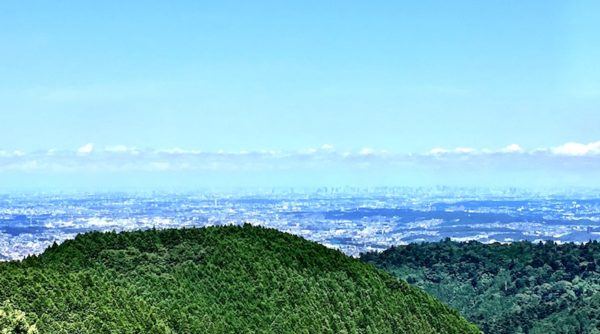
[1,1,599,190]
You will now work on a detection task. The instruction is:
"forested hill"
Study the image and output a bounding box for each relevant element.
[361,239,600,334]
[0,225,479,333]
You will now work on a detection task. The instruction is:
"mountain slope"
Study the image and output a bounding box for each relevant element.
[0,225,479,333]
[361,239,600,334]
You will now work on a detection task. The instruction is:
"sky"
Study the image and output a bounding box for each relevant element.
[1,1,599,190]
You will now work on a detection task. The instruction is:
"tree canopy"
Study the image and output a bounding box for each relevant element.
[0,225,478,333]
[362,239,600,334]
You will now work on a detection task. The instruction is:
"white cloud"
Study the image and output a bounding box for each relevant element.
[1,141,599,173]
[0,150,26,158]
[105,145,128,153]
[298,144,337,155]
[551,141,600,156]
[428,147,448,155]
[454,147,476,154]
[105,145,139,155]
[158,147,202,155]
[359,148,375,156]
[77,143,94,155]
[301,147,318,154]
[428,147,475,155]
[500,144,524,154]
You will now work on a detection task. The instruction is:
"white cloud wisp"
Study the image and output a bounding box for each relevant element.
[0,141,599,174]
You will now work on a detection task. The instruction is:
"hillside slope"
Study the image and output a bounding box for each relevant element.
[362,239,600,334]
[0,225,479,333]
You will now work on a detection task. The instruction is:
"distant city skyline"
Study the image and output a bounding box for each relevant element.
[1,1,599,189]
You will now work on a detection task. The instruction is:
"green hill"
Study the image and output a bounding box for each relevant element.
[0,225,479,333]
[361,239,600,334]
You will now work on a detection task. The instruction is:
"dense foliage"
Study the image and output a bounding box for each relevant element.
[0,301,38,334]
[362,239,600,334]
[0,225,478,333]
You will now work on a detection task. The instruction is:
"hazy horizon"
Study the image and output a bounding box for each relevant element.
[1,1,599,189]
